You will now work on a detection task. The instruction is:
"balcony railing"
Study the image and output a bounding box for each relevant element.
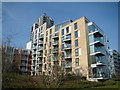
[64,44,71,50]
[90,47,106,56]
[64,55,72,59]
[32,52,36,55]
[38,47,43,51]
[63,36,71,42]
[38,41,43,45]
[65,63,72,68]
[53,41,59,46]
[32,46,37,49]
[21,63,26,66]
[88,24,104,37]
[53,57,58,61]
[37,53,43,57]
[53,49,59,53]
[38,34,44,39]
[32,41,37,44]
[52,34,59,39]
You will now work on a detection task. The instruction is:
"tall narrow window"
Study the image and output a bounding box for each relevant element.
[62,29,64,35]
[46,31,48,36]
[50,29,52,34]
[75,39,78,47]
[74,22,78,30]
[46,37,48,42]
[50,35,52,40]
[66,27,69,33]
[75,31,78,38]
[75,48,79,56]
[75,58,79,66]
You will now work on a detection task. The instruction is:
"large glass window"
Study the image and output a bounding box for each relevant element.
[74,22,78,30]
[75,39,78,47]
[75,31,78,38]
[62,44,64,50]
[46,37,48,42]
[75,58,79,66]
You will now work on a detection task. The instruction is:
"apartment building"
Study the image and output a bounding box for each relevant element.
[30,14,110,81]
[109,49,120,78]
[2,46,32,75]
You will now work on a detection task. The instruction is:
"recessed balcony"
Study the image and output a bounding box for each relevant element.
[38,47,43,51]
[38,41,43,45]
[64,45,71,50]
[64,55,72,59]
[63,37,71,42]
[53,41,58,46]
[37,54,43,58]
[32,46,37,50]
[32,41,37,45]
[65,63,72,68]
[52,35,58,39]
[52,49,59,54]
[32,52,36,55]
[38,34,44,40]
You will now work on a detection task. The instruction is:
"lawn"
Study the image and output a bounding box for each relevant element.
[93,81,120,88]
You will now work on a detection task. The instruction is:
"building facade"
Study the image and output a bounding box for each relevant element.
[2,46,32,75]
[109,49,120,78]
[30,14,110,81]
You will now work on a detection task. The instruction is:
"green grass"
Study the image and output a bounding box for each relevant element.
[94,81,120,88]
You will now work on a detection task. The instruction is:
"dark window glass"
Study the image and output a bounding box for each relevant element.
[75,39,78,47]
[50,29,52,34]
[75,31,78,38]
[66,27,69,33]
[74,23,78,30]
[62,29,64,35]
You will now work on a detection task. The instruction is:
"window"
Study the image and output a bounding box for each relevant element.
[75,39,78,47]
[44,57,46,63]
[46,31,48,36]
[75,31,78,38]
[50,35,52,40]
[49,42,52,47]
[62,29,64,35]
[66,27,69,33]
[75,48,79,56]
[74,22,78,30]
[49,49,52,54]
[44,64,46,70]
[62,37,64,43]
[46,37,48,42]
[62,44,64,50]
[75,58,79,66]
[44,44,46,49]
[75,48,81,56]
[50,29,52,34]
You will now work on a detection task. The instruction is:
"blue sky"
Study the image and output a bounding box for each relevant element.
[2,2,118,50]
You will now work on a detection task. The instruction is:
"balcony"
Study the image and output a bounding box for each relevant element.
[32,46,37,50]
[38,34,44,40]
[32,52,36,55]
[20,68,27,72]
[21,63,27,66]
[52,35,58,39]
[38,47,43,51]
[38,41,43,45]
[38,60,42,64]
[63,36,71,42]
[65,63,72,68]
[32,57,36,60]
[90,47,106,56]
[53,57,58,61]
[64,45,71,50]
[53,41,58,46]
[32,41,37,45]
[64,55,72,59]
[37,54,43,58]
[52,49,59,54]
[89,38,104,46]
